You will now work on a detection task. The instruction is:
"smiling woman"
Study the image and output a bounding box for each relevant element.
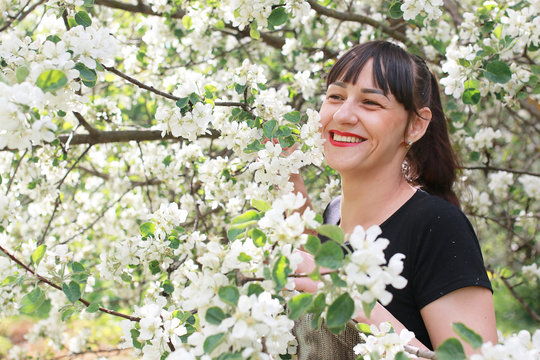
[291,41,498,359]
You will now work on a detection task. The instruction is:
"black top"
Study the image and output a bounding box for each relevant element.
[322,189,492,350]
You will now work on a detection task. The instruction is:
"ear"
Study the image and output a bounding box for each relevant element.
[407,107,431,143]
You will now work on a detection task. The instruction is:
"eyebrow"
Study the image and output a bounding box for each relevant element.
[329,81,387,97]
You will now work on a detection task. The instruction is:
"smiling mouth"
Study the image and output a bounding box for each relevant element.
[329,130,366,145]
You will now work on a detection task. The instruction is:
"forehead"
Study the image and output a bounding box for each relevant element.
[330,57,390,94]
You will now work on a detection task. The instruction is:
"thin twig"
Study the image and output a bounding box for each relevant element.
[5,149,28,195]
[37,195,61,246]
[55,145,93,189]
[500,276,540,323]
[60,187,133,244]
[0,0,45,32]
[306,0,409,45]
[73,112,98,136]
[404,345,437,359]
[0,244,141,322]
[461,166,539,177]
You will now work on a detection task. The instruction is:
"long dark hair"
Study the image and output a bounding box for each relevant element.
[326,41,460,207]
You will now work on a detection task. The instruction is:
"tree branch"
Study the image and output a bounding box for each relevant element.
[442,0,462,28]
[0,244,141,322]
[404,345,437,359]
[0,0,46,32]
[306,0,409,45]
[461,166,539,177]
[5,149,27,195]
[57,128,219,146]
[500,276,540,323]
[94,0,285,49]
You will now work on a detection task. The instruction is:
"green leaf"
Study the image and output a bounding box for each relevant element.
[329,272,347,287]
[315,242,344,269]
[216,353,242,360]
[395,352,409,360]
[317,224,344,244]
[149,260,161,275]
[62,281,81,303]
[74,62,97,82]
[288,293,313,320]
[452,323,483,349]
[278,135,295,149]
[268,7,288,27]
[36,69,68,93]
[61,306,76,321]
[305,235,320,255]
[16,66,30,83]
[140,222,155,237]
[362,300,376,319]
[250,199,271,212]
[206,306,227,325]
[237,252,252,262]
[244,139,265,153]
[31,245,47,266]
[326,293,354,331]
[263,119,278,138]
[182,15,193,29]
[231,210,261,225]
[307,293,326,329]
[19,287,45,314]
[86,302,100,313]
[435,338,466,360]
[162,279,174,294]
[249,22,260,39]
[247,283,264,297]
[35,299,52,318]
[248,228,266,247]
[283,110,300,123]
[272,254,291,290]
[46,34,61,43]
[356,322,372,334]
[204,333,226,354]
[218,285,239,306]
[389,1,404,19]
[462,88,481,105]
[131,329,143,349]
[227,226,246,241]
[235,83,247,94]
[74,11,92,27]
[71,261,85,273]
[484,60,512,84]
[176,97,189,109]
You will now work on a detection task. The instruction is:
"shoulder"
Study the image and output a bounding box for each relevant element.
[400,190,473,232]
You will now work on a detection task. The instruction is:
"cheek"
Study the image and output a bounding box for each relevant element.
[318,104,333,128]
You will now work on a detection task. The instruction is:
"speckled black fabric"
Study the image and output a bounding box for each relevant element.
[321,189,492,349]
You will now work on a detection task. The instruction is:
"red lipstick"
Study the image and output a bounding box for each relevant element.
[328,130,366,147]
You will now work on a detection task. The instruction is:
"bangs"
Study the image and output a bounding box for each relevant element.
[326,41,416,111]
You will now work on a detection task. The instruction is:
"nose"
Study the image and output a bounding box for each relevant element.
[332,99,359,126]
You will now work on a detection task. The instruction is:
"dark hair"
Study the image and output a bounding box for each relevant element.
[326,41,460,207]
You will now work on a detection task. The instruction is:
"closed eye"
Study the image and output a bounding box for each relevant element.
[327,94,344,101]
[363,99,381,107]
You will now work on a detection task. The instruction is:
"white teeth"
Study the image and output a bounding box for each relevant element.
[333,133,364,143]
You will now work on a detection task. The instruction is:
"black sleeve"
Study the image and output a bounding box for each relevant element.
[411,205,492,309]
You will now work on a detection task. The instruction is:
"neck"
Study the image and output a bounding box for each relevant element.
[339,167,415,234]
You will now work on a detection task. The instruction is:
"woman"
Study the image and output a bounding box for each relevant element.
[291,41,497,359]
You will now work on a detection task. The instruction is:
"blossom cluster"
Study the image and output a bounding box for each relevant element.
[354,322,415,360]
[342,225,407,307]
[470,329,540,360]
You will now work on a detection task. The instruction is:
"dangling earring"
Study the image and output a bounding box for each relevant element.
[406,139,413,148]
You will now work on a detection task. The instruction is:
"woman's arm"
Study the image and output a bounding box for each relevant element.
[420,286,497,355]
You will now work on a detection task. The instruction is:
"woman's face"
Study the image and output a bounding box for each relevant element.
[319,59,410,177]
